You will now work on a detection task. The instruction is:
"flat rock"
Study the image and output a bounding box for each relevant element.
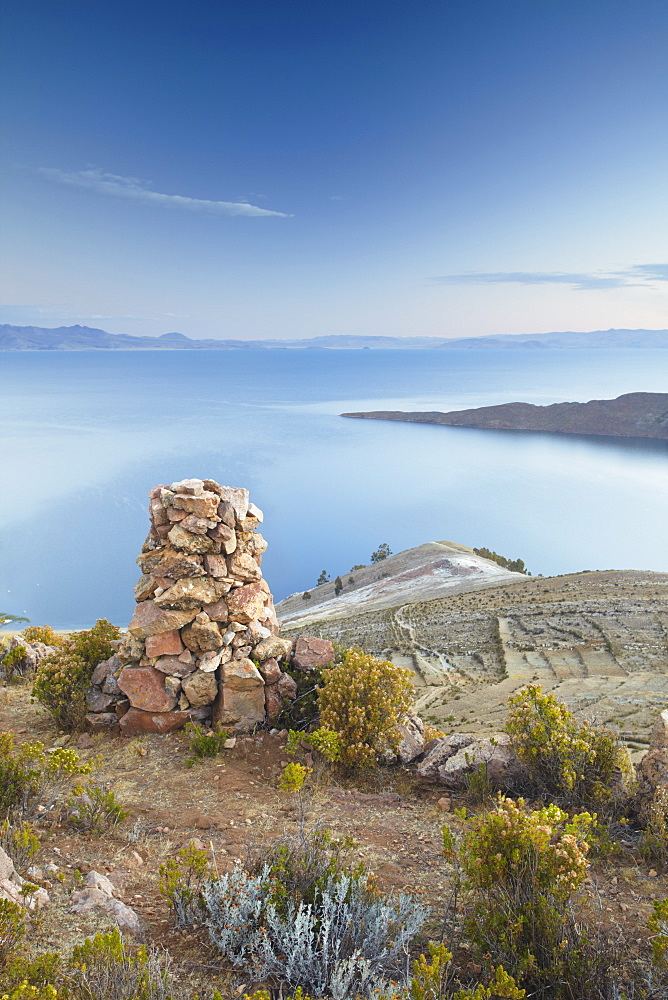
[86,690,116,713]
[213,684,265,729]
[167,523,219,555]
[292,636,335,671]
[181,620,223,652]
[251,635,294,663]
[152,654,195,677]
[85,712,119,729]
[155,575,223,610]
[203,597,229,622]
[223,658,264,691]
[226,582,266,624]
[118,667,176,712]
[417,733,477,779]
[128,601,196,638]
[172,491,220,518]
[119,708,191,736]
[227,552,262,582]
[148,546,206,579]
[145,630,185,658]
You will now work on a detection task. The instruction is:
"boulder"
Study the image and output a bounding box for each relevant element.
[252,636,294,663]
[396,714,425,763]
[128,601,197,638]
[172,491,220,518]
[417,733,477,779]
[277,672,298,699]
[117,667,177,712]
[227,552,262,582]
[0,846,49,910]
[258,657,281,684]
[152,654,195,677]
[436,734,526,791]
[265,684,283,718]
[145,630,184,658]
[119,708,191,736]
[181,620,223,652]
[167,524,219,555]
[148,546,206,579]
[70,870,142,935]
[226,582,266,624]
[292,636,335,671]
[155,575,223,610]
[182,670,218,708]
[213,685,265,729]
[223,658,264,690]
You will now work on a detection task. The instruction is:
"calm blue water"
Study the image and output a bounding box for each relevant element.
[1,348,666,629]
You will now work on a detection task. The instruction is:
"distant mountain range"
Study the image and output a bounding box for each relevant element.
[342,392,668,440]
[1,324,668,351]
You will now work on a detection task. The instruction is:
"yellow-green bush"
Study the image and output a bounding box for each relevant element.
[0,901,25,967]
[21,627,62,648]
[506,684,629,809]
[0,731,91,819]
[316,647,413,769]
[442,796,629,997]
[32,620,120,731]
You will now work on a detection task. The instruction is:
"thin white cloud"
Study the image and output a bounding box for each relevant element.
[34,167,292,218]
[431,265,668,291]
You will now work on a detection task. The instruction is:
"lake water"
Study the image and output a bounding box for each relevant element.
[1,348,666,629]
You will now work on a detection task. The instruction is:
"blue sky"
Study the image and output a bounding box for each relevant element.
[1,0,667,340]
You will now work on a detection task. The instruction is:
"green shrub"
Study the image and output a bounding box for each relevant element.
[65,782,130,835]
[158,843,211,928]
[0,732,91,819]
[32,620,120,732]
[0,900,26,967]
[64,927,171,1000]
[639,787,668,868]
[1,648,28,685]
[275,665,324,732]
[473,548,531,576]
[316,647,413,769]
[0,821,39,874]
[182,721,229,767]
[505,684,629,810]
[444,796,628,998]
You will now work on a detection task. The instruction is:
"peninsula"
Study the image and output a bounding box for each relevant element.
[342,392,668,440]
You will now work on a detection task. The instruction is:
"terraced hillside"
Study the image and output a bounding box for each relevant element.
[281,569,668,754]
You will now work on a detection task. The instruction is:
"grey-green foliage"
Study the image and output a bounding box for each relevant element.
[202,865,427,999]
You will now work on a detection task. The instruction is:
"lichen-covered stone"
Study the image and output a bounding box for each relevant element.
[117,667,177,712]
[128,601,197,638]
[226,582,266,623]
[145,630,184,658]
[292,636,335,671]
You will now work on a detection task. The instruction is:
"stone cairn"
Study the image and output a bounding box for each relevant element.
[85,478,334,735]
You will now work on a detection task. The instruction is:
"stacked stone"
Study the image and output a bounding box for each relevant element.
[85,478,333,735]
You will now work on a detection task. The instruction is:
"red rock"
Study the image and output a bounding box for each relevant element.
[117,667,177,712]
[227,552,261,582]
[145,630,184,658]
[153,655,196,677]
[203,554,228,578]
[179,514,218,535]
[167,507,187,522]
[226,582,265,624]
[265,684,282,718]
[223,658,264,690]
[181,620,223,652]
[203,597,229,622]
[172,492,220,518]
[216,502,236,528]
[208,523,237,554]
[277,672,298,699]
[119,709,191,736]
[292,636,335,671]
[168,524,219,554]
[128,601,197,638]
[258,657,281,684]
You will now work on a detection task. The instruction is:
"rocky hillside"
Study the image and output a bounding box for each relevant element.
[342,391,668,440]
[281,562,668,753]
[276,540,525,626]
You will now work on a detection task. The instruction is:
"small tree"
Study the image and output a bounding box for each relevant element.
[302,591,311,601]
[334,576,343,596]
[316,570,330,586]
[370,543,392,563]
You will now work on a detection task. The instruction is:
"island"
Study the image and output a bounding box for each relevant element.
[341,392,668,440]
